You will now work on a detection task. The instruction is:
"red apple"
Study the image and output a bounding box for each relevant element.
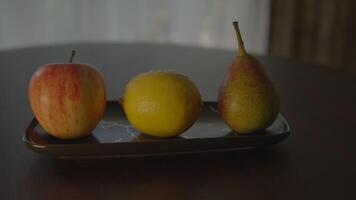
[28,50,106,139]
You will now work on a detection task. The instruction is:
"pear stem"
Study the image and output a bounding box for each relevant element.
[233,21,247,56]
[69,50,76,63]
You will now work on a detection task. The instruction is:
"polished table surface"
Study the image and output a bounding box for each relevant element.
[1,43,356,199]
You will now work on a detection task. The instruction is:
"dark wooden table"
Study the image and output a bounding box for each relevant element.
[1,43,356,199]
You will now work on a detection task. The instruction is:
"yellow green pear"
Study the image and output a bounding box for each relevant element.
[218,21,280,134]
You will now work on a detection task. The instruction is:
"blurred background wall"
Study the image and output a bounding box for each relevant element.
[1,0,355,72]
[0,0,271,54]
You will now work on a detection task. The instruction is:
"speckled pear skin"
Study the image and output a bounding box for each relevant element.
[218,22,280,134]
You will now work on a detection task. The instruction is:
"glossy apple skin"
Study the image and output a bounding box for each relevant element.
[28,63,106,139]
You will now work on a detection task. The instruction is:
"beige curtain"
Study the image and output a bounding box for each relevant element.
[0,0,271,54]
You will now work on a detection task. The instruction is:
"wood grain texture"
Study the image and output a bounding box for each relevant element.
[270,0,356,72]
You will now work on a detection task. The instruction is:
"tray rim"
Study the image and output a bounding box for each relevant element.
[23,101,291,156]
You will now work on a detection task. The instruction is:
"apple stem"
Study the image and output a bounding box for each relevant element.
[233,21,247,56]
[69,50,76,63]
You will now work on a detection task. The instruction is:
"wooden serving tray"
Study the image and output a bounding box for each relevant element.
[23,101,291,158]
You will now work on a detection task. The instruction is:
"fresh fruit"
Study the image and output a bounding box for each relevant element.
[122,70,202,137]
[28,50,106,139]
[218,22,280,134]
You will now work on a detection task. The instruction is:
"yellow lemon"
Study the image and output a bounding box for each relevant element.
[122,70,202,137]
